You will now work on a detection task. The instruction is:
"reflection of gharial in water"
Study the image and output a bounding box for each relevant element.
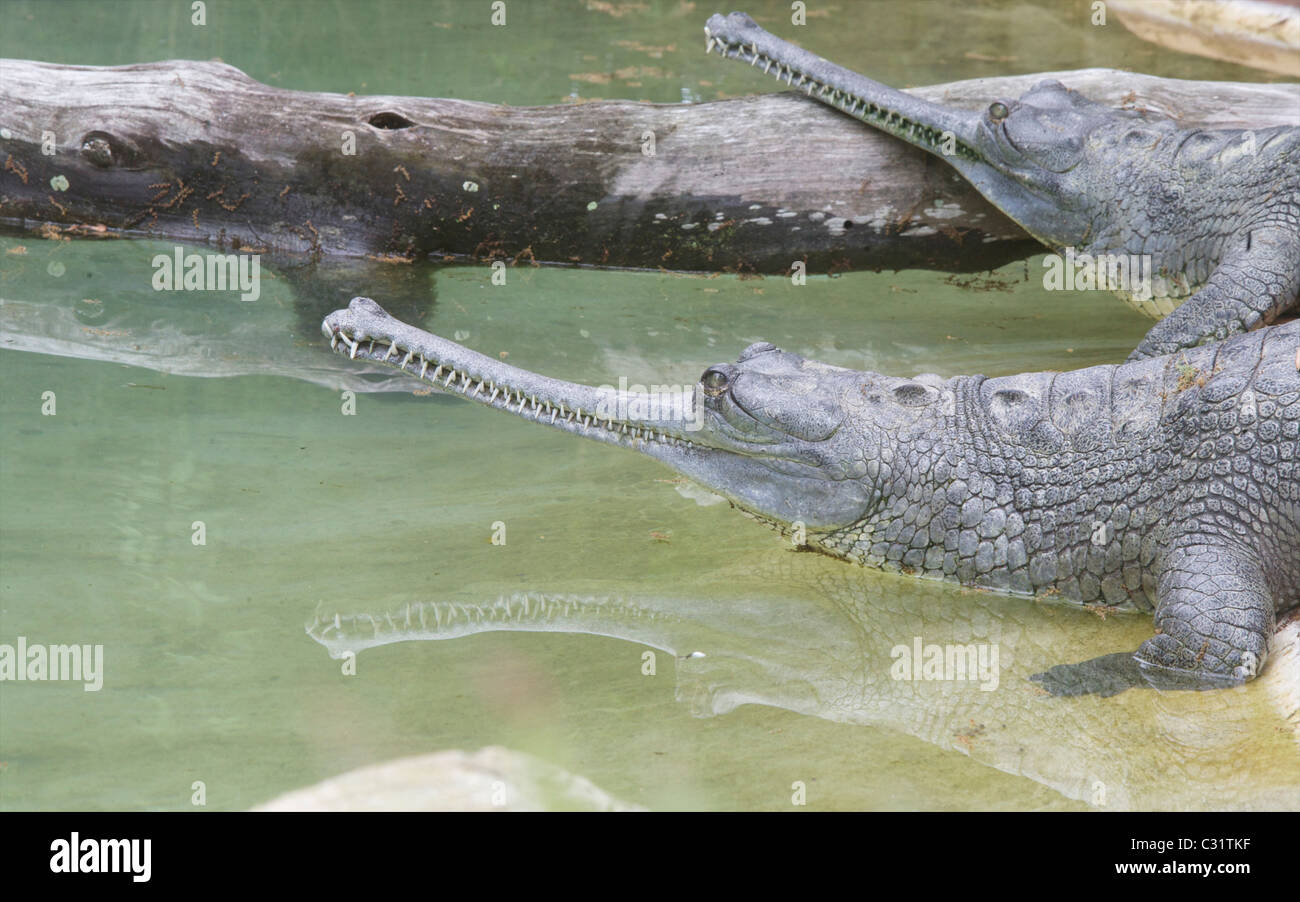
[323,298,1299,697]
[308,554,1300,810]
[704,12,1300,360]
[0,247,432,392]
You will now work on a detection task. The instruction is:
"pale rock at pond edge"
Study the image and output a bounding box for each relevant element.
[252,747,644,812]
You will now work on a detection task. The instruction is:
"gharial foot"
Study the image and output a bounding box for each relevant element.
[1126,228,1300,361]
[1033,541,1275,697]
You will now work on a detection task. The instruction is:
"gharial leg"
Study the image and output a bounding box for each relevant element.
[1031,540,1275,697]
[1128,226,1300,361]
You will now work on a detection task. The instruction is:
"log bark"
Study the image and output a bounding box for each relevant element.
[1,58,1296,274]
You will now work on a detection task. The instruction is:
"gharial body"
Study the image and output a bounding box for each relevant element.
[703,12,1300,361]
[324,297,1300,696]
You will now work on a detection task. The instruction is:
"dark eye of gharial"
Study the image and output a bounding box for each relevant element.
[988,101,1009,122]
[701,368,731,395]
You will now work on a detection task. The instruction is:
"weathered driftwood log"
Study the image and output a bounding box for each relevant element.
[1,58,1296,274]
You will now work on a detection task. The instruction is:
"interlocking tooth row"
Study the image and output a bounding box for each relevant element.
[312,594,663,641]
[704,34,975,159]
[329,327,700,448]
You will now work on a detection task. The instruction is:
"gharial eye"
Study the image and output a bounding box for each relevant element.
[701,368,731,395]
[988,101,1010,122]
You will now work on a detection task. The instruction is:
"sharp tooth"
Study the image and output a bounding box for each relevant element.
[444,370,455,386]
[566,412,575,423]
[582,415,591,427]
[460,372,470,387]
[432,365,443,380]
[474,380,484,396]
[550,408,557,424]
[797,74,806,87]
[349,340,358,360]
[420,357,429,378]
[706,37,715,54]
[763,59,772,74]
[382,341,396,360]
[751,53,760,66]
[785,68,794,85]
[518,397,527,413]
[330,333,338,349]
[402,349,413,367]
[368,340,375,354]
[489,387,500,403]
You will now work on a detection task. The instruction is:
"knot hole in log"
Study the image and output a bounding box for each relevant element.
[367,112,415,130]
[79,130,143,168]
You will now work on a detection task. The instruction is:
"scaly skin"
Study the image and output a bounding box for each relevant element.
[322,297,1300,696]
[703,12,1300,360]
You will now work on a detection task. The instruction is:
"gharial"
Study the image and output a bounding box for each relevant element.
[323,296,1300,697]
[703,11,1300,361]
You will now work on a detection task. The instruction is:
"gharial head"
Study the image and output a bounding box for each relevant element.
[323,297,954,555]
[703,11,1186,250]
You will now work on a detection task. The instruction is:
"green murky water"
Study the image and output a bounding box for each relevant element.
[1,0,1296,811]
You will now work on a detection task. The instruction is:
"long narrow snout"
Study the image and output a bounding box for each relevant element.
[704,11,983,157]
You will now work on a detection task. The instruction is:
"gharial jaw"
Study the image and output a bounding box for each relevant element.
[702,12,1103,247]
[321,297,701,449]
[705,12,983,160]
[322,297,883,536]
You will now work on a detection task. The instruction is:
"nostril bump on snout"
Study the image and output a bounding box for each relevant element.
[738,341,778,361]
